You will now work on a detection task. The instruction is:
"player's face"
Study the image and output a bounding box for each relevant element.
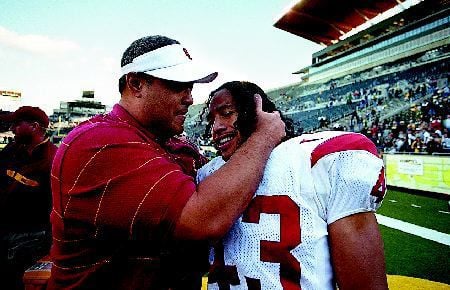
[208,89,243,161]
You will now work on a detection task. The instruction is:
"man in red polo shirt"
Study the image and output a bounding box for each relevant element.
[0,106,57,290]
[48,35,285,289]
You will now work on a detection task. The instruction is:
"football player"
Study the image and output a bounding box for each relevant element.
[197,81,388,290]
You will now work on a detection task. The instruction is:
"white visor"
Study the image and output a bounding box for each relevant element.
[120,44,217,83]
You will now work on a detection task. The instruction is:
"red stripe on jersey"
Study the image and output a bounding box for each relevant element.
[310,133,378,167]
[371,167,386,202]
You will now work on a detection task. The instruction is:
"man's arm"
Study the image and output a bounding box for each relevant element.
[174,95,285,240]
[328,212,388,290]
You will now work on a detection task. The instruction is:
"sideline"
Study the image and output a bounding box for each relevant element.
[375,214,450,246]
[387,275,450,290]
[201,276,450,289]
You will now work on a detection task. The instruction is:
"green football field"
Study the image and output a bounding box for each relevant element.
[377,189,450,285]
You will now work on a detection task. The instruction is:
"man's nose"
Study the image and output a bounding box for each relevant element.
[212,118,226,134]
[184,90,194,106]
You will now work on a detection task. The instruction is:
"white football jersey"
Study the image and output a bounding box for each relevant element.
[197,131,386,290]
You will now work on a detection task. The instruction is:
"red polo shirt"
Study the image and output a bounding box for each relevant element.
[48,104,202,289]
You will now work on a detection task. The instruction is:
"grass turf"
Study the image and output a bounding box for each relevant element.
[376,190,450,285]
[380,223,450,285]
[377,189,450,234]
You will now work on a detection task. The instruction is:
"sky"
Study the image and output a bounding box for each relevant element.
[0,0,323,114]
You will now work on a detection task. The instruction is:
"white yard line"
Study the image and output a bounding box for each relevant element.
[375,214,450,246]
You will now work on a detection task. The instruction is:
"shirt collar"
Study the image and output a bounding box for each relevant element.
[109,104,159,142]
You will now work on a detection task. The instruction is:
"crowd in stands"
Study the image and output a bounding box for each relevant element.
[327,81,449,155]
[362,91,450,154]
[271,46,448,109]
[256,47,450,156]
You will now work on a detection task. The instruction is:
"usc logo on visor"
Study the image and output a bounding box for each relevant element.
[183,48,192,60]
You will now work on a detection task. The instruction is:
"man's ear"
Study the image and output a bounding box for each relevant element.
[31,122,43,133]
[126,73,144,92]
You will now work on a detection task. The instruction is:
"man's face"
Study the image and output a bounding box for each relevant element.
[140,76,194,138]
[10,120,35,144]
[208,89,243,161]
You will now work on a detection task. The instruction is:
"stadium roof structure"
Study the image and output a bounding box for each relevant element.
[274,0,408,46]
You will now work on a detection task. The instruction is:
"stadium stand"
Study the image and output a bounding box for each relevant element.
[185,0,449,157]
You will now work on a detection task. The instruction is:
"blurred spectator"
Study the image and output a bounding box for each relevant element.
[422,128,432,144]
[442,132,450,153]
[406,129,416,152]
[430,115,443,134]
[443,114,450,131]
[426,133,443,154]
[395,136,407,152]
[411,136,424,153]
[442,85,449,97]
[0,106,57,290]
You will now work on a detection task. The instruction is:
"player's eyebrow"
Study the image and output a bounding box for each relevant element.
[207,103,235,121]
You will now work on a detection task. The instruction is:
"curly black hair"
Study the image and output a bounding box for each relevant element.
[202,81,296,141]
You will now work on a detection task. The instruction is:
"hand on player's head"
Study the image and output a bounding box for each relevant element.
[254,94,285,146]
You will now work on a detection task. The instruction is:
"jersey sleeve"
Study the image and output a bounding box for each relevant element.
[311,134,386,225]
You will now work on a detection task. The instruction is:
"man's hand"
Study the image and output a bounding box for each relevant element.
[253,94,286,147]
[174,94,286,240]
